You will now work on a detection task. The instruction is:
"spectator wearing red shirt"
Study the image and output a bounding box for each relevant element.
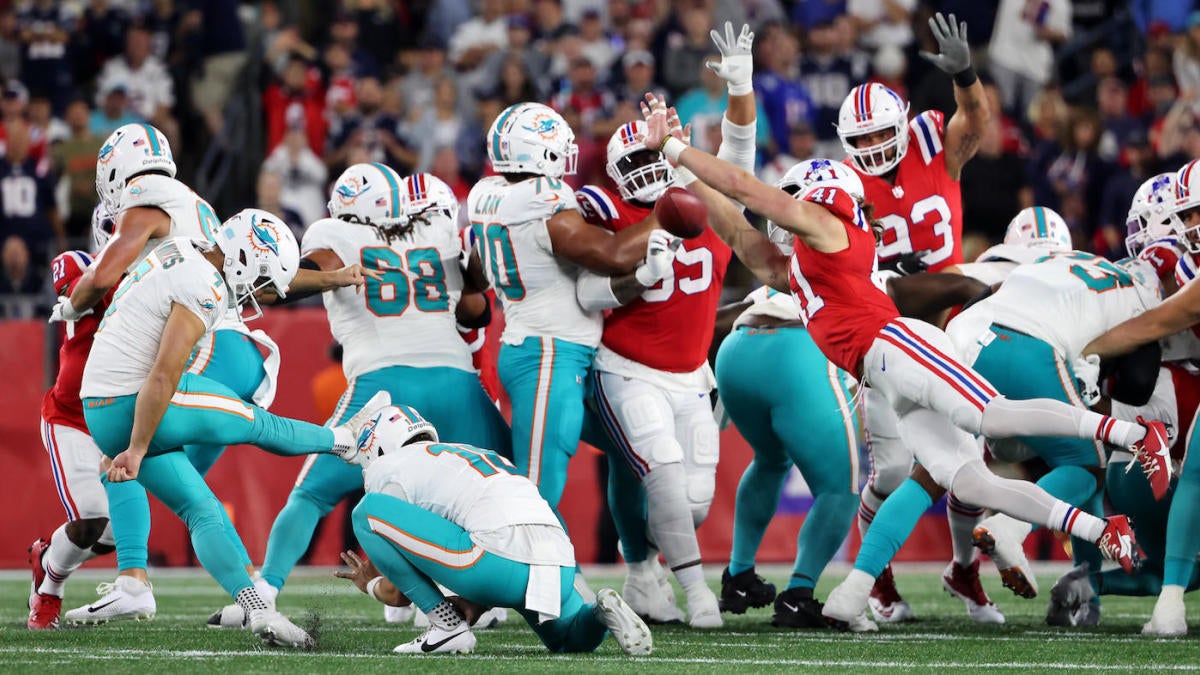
[263,54,326,155]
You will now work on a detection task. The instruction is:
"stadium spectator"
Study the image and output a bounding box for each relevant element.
[50,100,98,247]
[675,51,770,150]
[868,45,908,104]
[612,50,664,105]
[550,55,617,136]
[398,44,455,119]
[430,145,471,208]
[1174,13,1200,94]
[255,169,304,239]
[487,54,541,107]
[325,76,413,175]
[799,18,868,159]
[757,120,817,187]
[1035,107,1113,255]
[448,0,508,72]
[753,21,815,156]
[1132,2,1193,35]
[0,86,46,162]
[960,82,1033,247]
[660,6,714,98]
[1027,84,1069,144]
[263,54,327,155]
[347,0,410,73]
[426,0,474,49]
[0,118,62,263]
[1099,128,1159,248]
[1129,48,1174,118]
[579,9,617,76]
[261,127,328,227]
[478,16,551,102]
[1156,89,1200,168]
[847,0,916,51]
[1096,77,1144,162]
[0,235,42,318]
[15,0,75,113]
[88,81,140,138]
[790,0,847,32]
[0,9,20,81]
[988,0,1072,115]
[73,0,131,85]
[28,96,67,146]
[141,0,183,62]
[184,0,250,137]
[534,0,572,40]
[93,26,177,148]
[402,77,482,175]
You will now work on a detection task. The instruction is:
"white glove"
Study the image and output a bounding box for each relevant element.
[49,296,91,323]
[1072,354,1102,406]
[635,229,681,285]
[706,21,754,96]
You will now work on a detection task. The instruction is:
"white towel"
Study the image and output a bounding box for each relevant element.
[525,564,562,624]
[248,329,281,409]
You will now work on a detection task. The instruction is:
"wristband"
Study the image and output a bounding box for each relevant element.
[660,137,687,162]
[953,66,978,88]
[365,575,386,602]
[634,263,660,286]
[674,166,698,187]
[727,81,753,97]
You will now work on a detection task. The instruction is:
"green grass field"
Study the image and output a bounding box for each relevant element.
[1,564,1196,673]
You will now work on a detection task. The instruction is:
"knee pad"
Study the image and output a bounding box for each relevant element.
[642,435,684,470]
[683,428,718,522]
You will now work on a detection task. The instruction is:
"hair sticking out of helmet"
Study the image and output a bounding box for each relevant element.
[606,121,675,203]
[836,83,910,176]
[487,102,579,178]
[1002,206,1072,251]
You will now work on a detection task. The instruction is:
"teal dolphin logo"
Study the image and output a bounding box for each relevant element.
[521,116,559,137]
[249,214,280,255]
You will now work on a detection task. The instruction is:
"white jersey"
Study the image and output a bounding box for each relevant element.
[948,252,1160,363]
[466,175,601,347]
[302,217,470,380]
[81,238,229,398]
[118,174,221,273]
[957,244,1049,286]
[732,285,803,328]
[363,440,573,566]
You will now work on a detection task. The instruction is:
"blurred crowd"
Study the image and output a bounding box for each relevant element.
[1,0,1198,318]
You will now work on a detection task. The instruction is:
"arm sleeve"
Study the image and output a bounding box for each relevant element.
[576,270,624,311]
[716,117,758,174]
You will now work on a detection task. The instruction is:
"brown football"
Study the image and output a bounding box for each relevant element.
[654,186,708,239]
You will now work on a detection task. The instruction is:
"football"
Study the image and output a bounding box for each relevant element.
[654,186,708,239]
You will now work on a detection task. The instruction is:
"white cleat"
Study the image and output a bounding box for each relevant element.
[384,604,416,623]
[824,570,878,633]
[332,391,393,464]
[974,514,1038,599]
[64,576,156,624]
[209,574,277,629]
[392,622,476,654]
[413,608,430,628]
[684,585,723,629]
[250,608,314,649]
[595,588,653,655]
[623,560,685,623]
[1142,586,1187,636]
[475,606,508,628]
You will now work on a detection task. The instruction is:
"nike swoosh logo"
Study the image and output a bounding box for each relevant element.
[735,590,747,597]
[420,630,464,652]
[88,598,121,613]
[782,602,799,612]
[545,194,561,202]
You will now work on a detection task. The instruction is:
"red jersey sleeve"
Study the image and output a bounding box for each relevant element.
[800,184,868,232]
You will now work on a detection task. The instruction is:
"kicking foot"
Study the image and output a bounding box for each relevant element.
[332,391,393,464]
[64,575,156,624]
[209,574,276,629]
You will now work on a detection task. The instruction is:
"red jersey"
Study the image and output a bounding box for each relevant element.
[576,185,732,372]
[789,184,900,375]
[41,251,113,432]
[851,110,963,272]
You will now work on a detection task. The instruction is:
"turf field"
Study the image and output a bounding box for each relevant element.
[1,563,1196,673]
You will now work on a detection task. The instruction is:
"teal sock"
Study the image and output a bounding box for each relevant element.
[103,477,151,571]
[854,478,932,578]
[247,411,335,456]
[729,458,788,577]
[261,491,329,590]
[791,492,858,590]
[1164,460,1200,587]
[607,457,649,563]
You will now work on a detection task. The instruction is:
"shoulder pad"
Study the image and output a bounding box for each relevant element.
[498,177,578,224]
[575,185,619,224]
[121,174,184,211]
[910,110,945,165]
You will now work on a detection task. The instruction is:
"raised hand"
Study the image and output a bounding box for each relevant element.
[640,92,672,150]
[919,12,971,75]
[706,21,754,95]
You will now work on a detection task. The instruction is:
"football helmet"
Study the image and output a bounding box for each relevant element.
[487,102,578,177]
[1125,172,1176,256]
[327,163,407,231]
[217,208,300,320]
[1002,206,1072,251]
[837,83,910,176]
[768,158,865,247]
[1169,159,1200,253]
[50,250,93,296]
[91,204,116,253]
[606,121,675,203]
[399,172,459,233]
[355,405,440,467]
[95,123,176,212]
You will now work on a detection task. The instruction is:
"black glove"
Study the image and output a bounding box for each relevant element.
[879,251,930,276]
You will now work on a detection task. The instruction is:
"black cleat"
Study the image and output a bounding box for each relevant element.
[719,567,776,614]
[771,588,828,629]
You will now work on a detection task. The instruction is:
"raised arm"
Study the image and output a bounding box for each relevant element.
[1084,281,1200,359]
[706,22,757,172]
[919,12,989,180]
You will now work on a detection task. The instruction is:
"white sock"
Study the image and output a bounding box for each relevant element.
[643,464,705,591]
[39,524,96,597]
[946,494,983,567]
[236,586,270,614]
[1046,502,1105,542]
[427,600,464,630]
[980,397,1143,448]
[1086,415,1144,448]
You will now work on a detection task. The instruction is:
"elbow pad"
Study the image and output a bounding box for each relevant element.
[576,271,622,312]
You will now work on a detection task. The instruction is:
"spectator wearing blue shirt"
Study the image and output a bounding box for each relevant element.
[15,0,76,114]
[88,82,142,137]
[799,19,869,158]
[0,118,62,264]
[753,23,816,157]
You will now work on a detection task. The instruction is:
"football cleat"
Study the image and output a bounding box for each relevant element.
[771,588,827,629]
[1046,563,1095,627]
[475,607,508,629]
[392,622,476,654]
[622,560,684,623]
[867,565,914,622]
[209,574,276,629]
[685,585,723,629]
[942,560,1005,624]
[595,588,653,655]
[719,567,776,614]
[27,537,50,608]
[64,575,156,624]
[249,608,314,649]
[385,605,416,624]
[1142,587,1187,636]
[974,516,1039,598]
[823,571,878,633]
[1130,418,1172,501]
[1096,515,1140,574]
[28,593,62,630]
[331,391,393,464]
